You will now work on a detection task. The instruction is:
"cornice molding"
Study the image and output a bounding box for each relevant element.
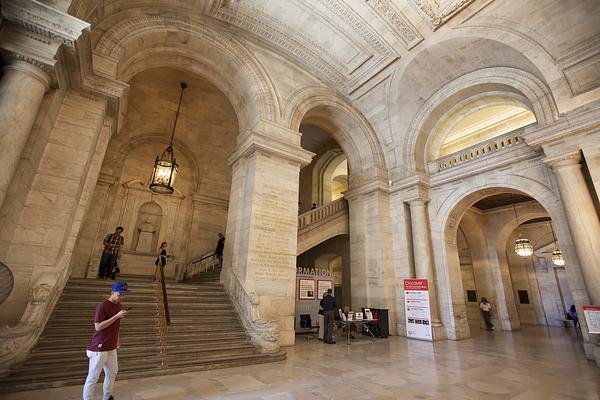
[1,0,89,47]
[522,107,600,151]
[0,1,88,81]
[543,151,582,169]
[228,124,314,168]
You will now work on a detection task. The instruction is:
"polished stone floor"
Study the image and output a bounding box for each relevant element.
[3,326,599,400]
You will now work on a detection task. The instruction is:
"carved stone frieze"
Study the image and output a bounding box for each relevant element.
[365,0,423,49]
[409,0,475,30]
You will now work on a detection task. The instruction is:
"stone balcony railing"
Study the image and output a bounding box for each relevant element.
[429,128,532,173]
[298,197,348,231]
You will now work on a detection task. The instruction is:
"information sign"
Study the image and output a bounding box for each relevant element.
[583,306,600,334]
[404,279,433,341]
[298,279,315,300]
[317,280,333,299]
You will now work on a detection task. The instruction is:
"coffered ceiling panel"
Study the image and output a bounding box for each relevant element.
[205,0,404,94]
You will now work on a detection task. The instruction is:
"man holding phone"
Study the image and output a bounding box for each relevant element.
[83,281,129,400]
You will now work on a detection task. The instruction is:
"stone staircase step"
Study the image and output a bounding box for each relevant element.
[1,351,286,393]
[1,276,284,393]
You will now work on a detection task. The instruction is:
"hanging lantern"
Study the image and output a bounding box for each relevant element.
[515,236,533,257]
[149,145,178,194]
[149,82,187,194]
[548,221,565,266]
[551,249,565,266]
[512,201,533,257]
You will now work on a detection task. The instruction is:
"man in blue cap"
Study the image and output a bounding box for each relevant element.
[83,281,129,400]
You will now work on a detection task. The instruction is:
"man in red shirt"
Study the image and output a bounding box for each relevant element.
[99,227,125,279]
[83,281,129,400]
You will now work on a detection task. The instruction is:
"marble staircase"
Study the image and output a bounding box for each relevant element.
[0,276,285,393]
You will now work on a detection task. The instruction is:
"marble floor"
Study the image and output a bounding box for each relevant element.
[2,326,599,400]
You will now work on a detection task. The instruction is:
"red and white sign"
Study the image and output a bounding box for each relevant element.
[583,306,600,334]
[404,279,433,341]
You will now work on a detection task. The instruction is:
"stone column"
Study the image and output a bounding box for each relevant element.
[407,198,442,328]
[222,122,313,347]
[0,60,50,209]
[546,152,600,305]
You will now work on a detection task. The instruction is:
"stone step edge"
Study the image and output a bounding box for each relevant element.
[0,352,286,393]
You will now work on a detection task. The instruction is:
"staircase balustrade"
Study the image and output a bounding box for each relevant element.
[431,128,531,173]
[298,197,348,230]
[221,266,280,354]
[177,252,220,282]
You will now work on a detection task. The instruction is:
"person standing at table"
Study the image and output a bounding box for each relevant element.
[320,288,336,344]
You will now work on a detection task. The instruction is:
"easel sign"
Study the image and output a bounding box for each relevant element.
[298,278,315,300]
[583,306,600,334]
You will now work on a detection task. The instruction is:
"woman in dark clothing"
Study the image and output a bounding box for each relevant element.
[154,241,168,282]
[215,233,225,267]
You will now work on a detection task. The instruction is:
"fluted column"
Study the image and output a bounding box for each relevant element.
[0,60,50,208]
[407,198,442,327]
[545,152,600,305]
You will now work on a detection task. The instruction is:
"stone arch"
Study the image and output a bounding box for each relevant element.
[311,149,347,205]
[431,175,589,338]
[92,12,280,134]
[404,67,558,174]
[426,91,535,161]
[283,86,386,181]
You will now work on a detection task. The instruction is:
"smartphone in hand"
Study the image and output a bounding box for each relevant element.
[124,307,133,311]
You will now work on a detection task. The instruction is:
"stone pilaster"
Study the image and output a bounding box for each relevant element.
[222,121,313,347]
[545,151,600,305]
[345,178,396,333]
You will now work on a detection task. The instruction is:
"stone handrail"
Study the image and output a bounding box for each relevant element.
[298,197,348,230]
[220,266,279,353]
[431,128,530,173]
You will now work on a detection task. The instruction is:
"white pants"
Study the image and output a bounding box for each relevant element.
[83,349,118,400]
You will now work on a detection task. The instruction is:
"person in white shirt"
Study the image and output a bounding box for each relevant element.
[479,297,494,331]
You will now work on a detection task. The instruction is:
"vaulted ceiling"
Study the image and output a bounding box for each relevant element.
[69,0,480,94]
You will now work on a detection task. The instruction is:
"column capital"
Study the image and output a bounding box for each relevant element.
[543,151,582,169]
[0,0,89,84]
[406,197,429,206]
[1,0,89,46]
[229,121,314,167]
[3,59,51,90]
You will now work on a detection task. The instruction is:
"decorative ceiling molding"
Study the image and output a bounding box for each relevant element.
[1,0,89,46]
[409,0,475,30]
[205,0,399,94]
[365,0,423,50]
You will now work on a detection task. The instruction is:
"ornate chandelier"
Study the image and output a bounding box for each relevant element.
[513,202,533,257]
[548,220,565,266]
[149,82,188,194]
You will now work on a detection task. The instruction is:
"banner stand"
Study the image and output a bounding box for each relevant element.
[404,279,433,341]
